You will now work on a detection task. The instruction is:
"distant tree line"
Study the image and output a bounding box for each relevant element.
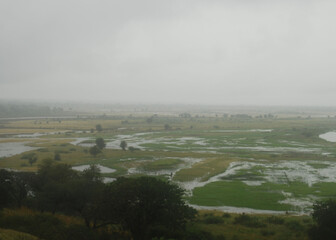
[0,103,69,118]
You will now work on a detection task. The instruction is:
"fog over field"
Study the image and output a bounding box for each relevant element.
[1,0,336,105]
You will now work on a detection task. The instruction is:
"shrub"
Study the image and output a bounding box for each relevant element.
[203,215,224,224]
[267,216,284,225]
[261,229,275,236]
[128,146,139,152]
[37,148,49,152]
[0,209,103,240]
[285,220,304,232]
[234,214,266,228]
[21,153,36,160]
[54,153,61,161]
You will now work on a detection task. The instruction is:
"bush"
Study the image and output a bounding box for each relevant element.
[184,226,216,240]
[54,153,61,161]
[37,148,49,152]
[128,146,139,152]
[260,229,275,236]
[234,214,266,228]
[21,153,36,160]
[203,215,224,224]
[285,220,304,232]
[0,209,104,240]
[267,216,284,225]
[215,235,226,240]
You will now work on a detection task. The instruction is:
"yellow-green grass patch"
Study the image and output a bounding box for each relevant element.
[0,228,40,240]
[173,157,236,182]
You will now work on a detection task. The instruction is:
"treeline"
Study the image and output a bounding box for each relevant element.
[0,160,197,240]
[0,103,67,118]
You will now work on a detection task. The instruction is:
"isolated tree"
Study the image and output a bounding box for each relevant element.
[95,138,106,150]
[89,145,101,156]
[309,199,336,240]
[28,156,37,166]
[54,152,61,161]
[101,177,196,240]
[146,116,153,123]
[95,124,103,132]
[120,140,127,151]
[164,124,171,130]
[22,153,37,166]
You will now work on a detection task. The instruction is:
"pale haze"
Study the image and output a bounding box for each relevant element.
[1,0,335,106]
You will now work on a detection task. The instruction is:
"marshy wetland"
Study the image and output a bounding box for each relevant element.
[1,112,336,214]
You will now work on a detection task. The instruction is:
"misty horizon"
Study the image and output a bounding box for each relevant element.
[1,0,336,106]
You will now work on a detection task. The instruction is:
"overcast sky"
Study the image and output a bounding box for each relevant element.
[1,0,336,106]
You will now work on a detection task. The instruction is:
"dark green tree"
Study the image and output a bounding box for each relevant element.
[89,145,101,156]
[0,169,35,209]
[309,199,336,240]
[65,165,105,227]
[95,124,103,132]
[28,156,37,166]
[21,153,37,166]
[101,177,196,240]
[32,159,78,213]
[0,169,13,209]
[54,152,61,161]
[95,138,106,150]
[120,140,127,151]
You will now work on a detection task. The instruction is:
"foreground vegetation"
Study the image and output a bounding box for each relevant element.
[2,163,333,240]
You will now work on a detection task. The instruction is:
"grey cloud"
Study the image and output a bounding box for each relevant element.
[1,0,336,105]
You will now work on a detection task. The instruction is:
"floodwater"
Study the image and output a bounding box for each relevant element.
[15,131,67,138]
[181,160,336,191]
[190,204,288,215]
[179,159,336,213]
[319,131,336,142]
[0,141,37,158]
[210,129,273,133]
[1,128,335,213]
[72,164,116,173]
[127,157,203,178]
[103,177,116,183]
[70,131,320,155]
